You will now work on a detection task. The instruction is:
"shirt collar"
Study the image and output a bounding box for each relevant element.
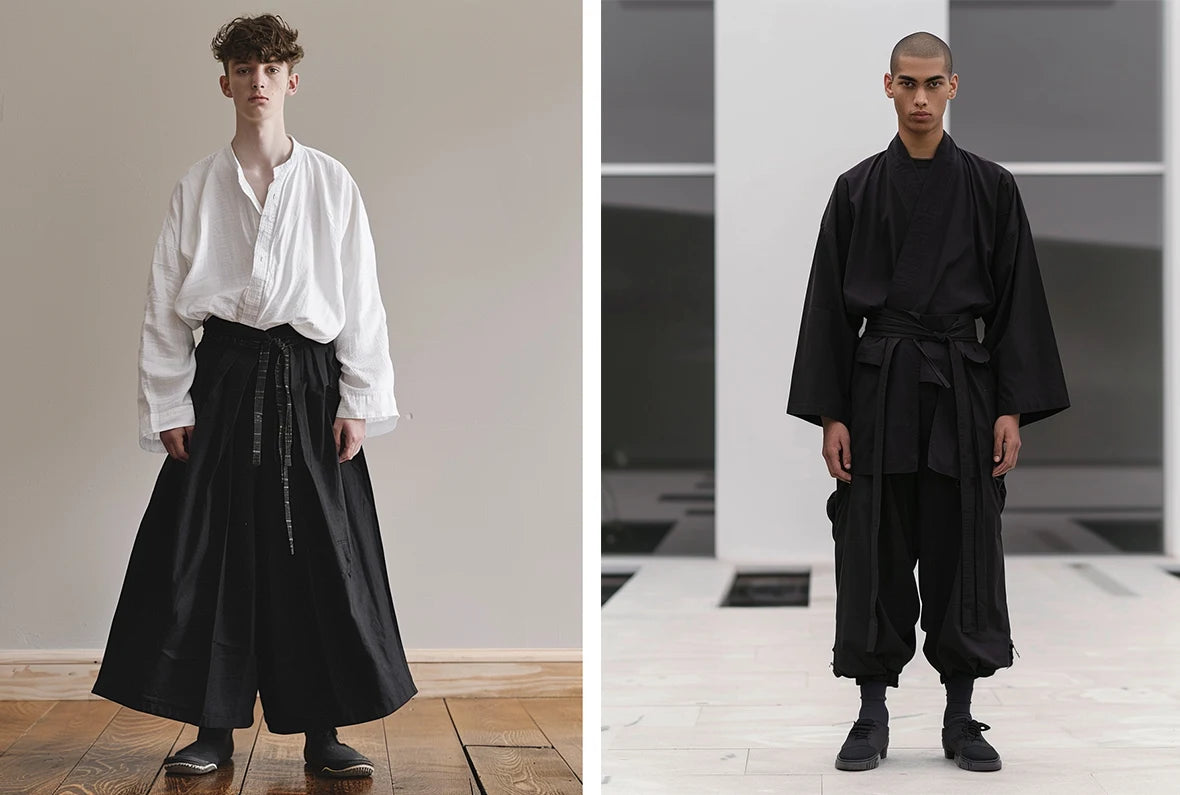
[224,136,302,212]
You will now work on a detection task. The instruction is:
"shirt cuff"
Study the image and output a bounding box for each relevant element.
[336,388,399,439]
[140,402,196,453]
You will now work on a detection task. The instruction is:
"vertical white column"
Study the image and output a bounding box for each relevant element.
[1165,0,1180,557]
[715,0,948,562]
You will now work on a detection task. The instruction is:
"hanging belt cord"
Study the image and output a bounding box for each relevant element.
[251,337,297,555]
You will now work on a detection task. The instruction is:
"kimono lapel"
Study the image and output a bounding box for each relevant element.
[886,133,964,311]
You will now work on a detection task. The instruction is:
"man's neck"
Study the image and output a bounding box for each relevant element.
[231,121,293,172]
[898,126,944,160]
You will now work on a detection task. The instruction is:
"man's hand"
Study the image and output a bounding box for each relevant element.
[333,417,367,463]
[821,416,852,483]
[992,414,1021,477]
[160,425,195,462]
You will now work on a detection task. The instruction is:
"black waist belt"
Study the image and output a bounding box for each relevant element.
[860,308,984,649]
[203,316,305,556]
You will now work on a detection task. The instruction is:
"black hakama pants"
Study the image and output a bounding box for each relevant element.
[828,384,1011,686]
[93,317,417,734]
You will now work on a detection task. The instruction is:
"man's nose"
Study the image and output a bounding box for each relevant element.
[914,89,928,107]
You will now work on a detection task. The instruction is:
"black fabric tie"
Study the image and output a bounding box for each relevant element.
[250,337,297,556]
[861,308,983,650]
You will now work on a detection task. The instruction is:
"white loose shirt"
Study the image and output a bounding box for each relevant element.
[137,136,398,453]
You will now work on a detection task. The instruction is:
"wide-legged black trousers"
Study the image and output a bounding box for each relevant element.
[93,317,417,734]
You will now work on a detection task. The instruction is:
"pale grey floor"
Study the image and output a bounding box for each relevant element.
[602,556,1180,793]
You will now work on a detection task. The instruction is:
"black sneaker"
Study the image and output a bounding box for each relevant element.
[835,717,889,771]
[942,718,1002,772]
[303,727,375,778]
[163,727,234,775]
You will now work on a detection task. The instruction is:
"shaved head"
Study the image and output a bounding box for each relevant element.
[890,31,953,76]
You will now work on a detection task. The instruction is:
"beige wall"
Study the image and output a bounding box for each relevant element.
[0,1,581,650]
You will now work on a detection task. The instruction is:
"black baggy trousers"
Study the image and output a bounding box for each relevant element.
[93,317,417,734]
[828,384,1010,686]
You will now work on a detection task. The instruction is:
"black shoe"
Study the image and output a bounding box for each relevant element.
[835,718,889,771]
[163,727,234,775]
[303,727,375,778]
[942,718,1002,772]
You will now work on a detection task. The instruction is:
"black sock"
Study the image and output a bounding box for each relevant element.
[858,681,889,725]
[944,673,974,725]
[195,726,232,743]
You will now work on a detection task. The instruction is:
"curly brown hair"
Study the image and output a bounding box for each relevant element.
[211,14,304,74]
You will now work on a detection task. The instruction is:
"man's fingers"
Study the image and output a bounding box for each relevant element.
[823,446,851,482]
[992,433,1021,476]
[993,431,1003,464]
[822,448,835,479]
[1004,437,1021,473]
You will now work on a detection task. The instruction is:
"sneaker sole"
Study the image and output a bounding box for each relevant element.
[163,760,219,775]
[945,749,1002,772]
[306,762,375,779]
[835,747,886,771]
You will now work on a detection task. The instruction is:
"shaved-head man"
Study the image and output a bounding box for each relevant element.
[787,31,1069,774]
[890,30,953,74]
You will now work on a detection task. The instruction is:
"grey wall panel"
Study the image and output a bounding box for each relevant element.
[603,0,715,162]
[949,0,1162,162]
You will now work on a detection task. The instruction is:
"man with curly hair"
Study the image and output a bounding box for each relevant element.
[92,14,416,779]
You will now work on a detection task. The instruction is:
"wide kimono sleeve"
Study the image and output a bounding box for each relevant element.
[786,177,862,427]
[333,177,399,438]
[981,171,1069,426]
[137,183,198,453]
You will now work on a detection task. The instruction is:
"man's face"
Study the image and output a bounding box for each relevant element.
[884,55,957,136]
[219,58,298,121]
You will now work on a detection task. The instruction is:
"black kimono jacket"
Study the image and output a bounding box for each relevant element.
[787,133,1069,664]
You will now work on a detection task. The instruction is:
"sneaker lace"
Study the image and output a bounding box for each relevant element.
[848,718,878,739]
[962,720,991,740]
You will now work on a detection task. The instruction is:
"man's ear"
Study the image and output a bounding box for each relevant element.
[947,73,958,100]
[219,74,232,98]
[883,72,895,99]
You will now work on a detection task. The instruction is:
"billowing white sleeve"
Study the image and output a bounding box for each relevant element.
[137,185,198,453]
[334,179,399,437]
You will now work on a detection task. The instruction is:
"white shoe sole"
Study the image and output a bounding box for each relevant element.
[308,762,375,778]
[163,759,219,775]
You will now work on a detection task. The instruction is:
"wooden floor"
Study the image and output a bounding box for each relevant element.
[0,697,581,794]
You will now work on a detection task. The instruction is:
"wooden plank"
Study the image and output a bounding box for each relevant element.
[383,699,477,795]
[235,720,308,795]
[446,699,549,748]
[521,698,582,782]
[409,662,581,698]
[146,700,262,795]
[0,700,120,795]
[466,746,580,795]
[0,663,104,700]
[52,709,182,795]
[0,701,56,756]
